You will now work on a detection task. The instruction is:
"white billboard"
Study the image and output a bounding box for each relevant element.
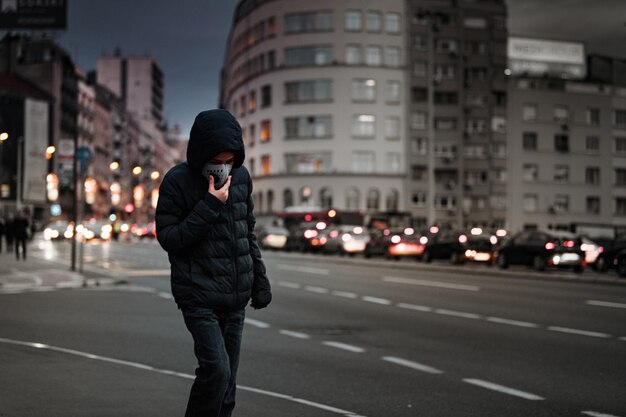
[23,98,49,203]
[508,37,586,79]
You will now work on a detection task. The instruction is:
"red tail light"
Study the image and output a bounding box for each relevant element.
[545,242,556,250]
[564,240,575,248]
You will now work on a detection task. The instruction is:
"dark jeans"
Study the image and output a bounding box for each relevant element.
[15,238,27,260]
[182,306,245,417]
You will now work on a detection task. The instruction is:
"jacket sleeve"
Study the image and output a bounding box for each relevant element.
[246,175,272,306]
[155,174,226,255]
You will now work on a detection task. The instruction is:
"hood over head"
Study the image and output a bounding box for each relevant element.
[186,109,245,174]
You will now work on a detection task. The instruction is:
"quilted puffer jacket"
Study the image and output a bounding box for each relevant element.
[155,109,271,311]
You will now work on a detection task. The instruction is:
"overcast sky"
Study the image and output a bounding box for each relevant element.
[56,0,626,135]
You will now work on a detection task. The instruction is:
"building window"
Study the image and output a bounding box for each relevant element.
[522,104,537,122]
[463,17,487,28]
[267,17,277,36]
[345,45,361,65]
[466,93,486,107]
[260,120,271,142]
[366,11,382,32]
[240,95,246,117]
[261,154,271,175]
[249,158,255,176]
[285,152,332,173]
[554,134,569,153]
[367,188,380,210]
[492,143,507,158]
[492,168,507,184]
[352,151,375,172]
[413,61,427,77]
[523,132,537,150]
[345,10,362,31]
[523,164,538,182]
[352,115,376,138]
[365,45,382,66]
[435,91,458,105]
[490,195,507,210]
[464,145,486,159]
[284,11,333,34]
[386,12,401,33]
[586,197,600,215]
[586,136,599,154]
[616,198,626,216]
[411,191,427,207]
[385,117,400,140]
[412,165,427,181]
[586,108,600,126]
[435,144,457,159]
[285,116,332,139]
[385,47,400,67]
[464,170,488,186]
[411,112,426,130]
[616,168,626,186]
[614,110,626,128]
[554,165,569,183]
[615,137,626,155]
[352,79,376,102]
[411,137,427,155]
[435,64,456,80]
[436,38,458,53]
[465,67,488,81]
[260,85,272,108]
[412,87,427,103]
[249,124,256,147]
[386,189,399,211]
[435,195,457,210]
[346,187,360,210]
[267,190,275,212]
[586,167,600,185]
[283,189,294,208]
[523,194,538,212]
[554,195,569,213]
[465,41,487,55]
[249,90,257,113]
[285,80,332,103]
[413,35,427,50]
[385,80,401,104]
[435,117,457,131]
[466,118,486,133]
[554,105,569,123]
[285,45,333,66]
[319,187,333,209]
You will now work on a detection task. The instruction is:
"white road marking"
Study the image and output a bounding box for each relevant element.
[581,411,622,417]
[396,303,432,312]
[382,356,444,374]
[462,378,545,401]
[277,264,330,275]
[0,337,365,417]
[279,330,311,339]
[585,300,626,310]
[619,337,626,342]
[305,286,329,294]
[383,276,480,292]
[244,318,270,329]
[277,281,301,289]
[486,317,539,328]
[331,290,358,299]
[435,309,481,320]
[322,341,365,353]
[547,326,611,339]
[362,296,392,305]
[158,292,174,299]
[124,269,171,277]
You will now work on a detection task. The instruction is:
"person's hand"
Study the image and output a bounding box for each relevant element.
[208,175,231,203]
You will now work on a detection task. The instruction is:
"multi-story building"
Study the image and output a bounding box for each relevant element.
[220,0,407,218]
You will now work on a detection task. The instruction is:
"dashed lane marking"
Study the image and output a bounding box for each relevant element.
[244,318,271,329]
[331,290,358,299]
[486,317,539,328]
[361,296,392,305]
[277,281,301,289]
[396,302,432,312]
[382,356,444,374]
[305,286,329,294]
[463,378,545,401]
[322,341,366,353]
[382,276,480,292]
[0,337,366,417]
[581,411,622,417]
[435,309,481,320]
[547,326,611,339]
[279,330,311,339]
[276,264,330,275]
[619,337,626,342]
[585,300,626,310]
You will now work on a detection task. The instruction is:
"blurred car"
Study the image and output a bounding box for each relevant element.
[579,236,603,266]
[496,230,584,273]
[43,220,69,241]
[421,229,497,264]
[364,227,424,260]
[614,249,626,277]
[322,225,370,255]
[84,220,113,240]
[284,221,328,253]
[135,221,156,239]
[593,236,626,272]
[257,225,289,250]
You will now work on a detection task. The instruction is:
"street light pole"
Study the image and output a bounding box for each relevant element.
[16,136,23,212]
[426,19,436,228]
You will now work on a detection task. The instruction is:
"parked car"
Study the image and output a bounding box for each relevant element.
[593,237,626,272]
[84,220,113,240]
[43,220,70,241]
[134,221,156,239]
[614,249,626,277]
[496,230,585,273]
[322,225,370,255]
[364,227,425,260]
[421,229,497,264]
[284,221,327,253]
[257,225,289,250]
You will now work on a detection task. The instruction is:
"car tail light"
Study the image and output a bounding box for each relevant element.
[304,230,318,239]
[564,240,575,248]
[599,246,604,253]
[545,242,556,250]
[490,236,498,245]
[458,234,468,244]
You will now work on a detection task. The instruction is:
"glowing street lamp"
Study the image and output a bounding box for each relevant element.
[109,161,120,171]
[132,166,143,176]
[0,132,8,141]
[45,146,56,160]
[150,170,160,180]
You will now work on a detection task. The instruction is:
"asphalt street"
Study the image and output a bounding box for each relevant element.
[0,238,625,417]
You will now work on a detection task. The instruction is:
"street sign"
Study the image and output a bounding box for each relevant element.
[76,146,91,174]
[0,0,67,30]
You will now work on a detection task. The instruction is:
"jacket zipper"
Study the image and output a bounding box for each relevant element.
[228,199,239,306]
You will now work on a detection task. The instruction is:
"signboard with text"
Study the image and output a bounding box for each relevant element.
[23,98,49,203]
[0,0,66,30]
[508,37,586,79]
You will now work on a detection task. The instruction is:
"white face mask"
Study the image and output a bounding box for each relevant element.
[201,163,232,189]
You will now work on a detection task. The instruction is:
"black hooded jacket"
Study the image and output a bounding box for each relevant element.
[155,109,271,311]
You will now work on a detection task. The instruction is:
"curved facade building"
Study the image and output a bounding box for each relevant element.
[220,0,407,217]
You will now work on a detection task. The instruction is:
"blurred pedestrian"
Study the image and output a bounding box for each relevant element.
[5,213,14,252]
[0,216,5,253]
[13,210,29,260]
[156,109,272,417]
